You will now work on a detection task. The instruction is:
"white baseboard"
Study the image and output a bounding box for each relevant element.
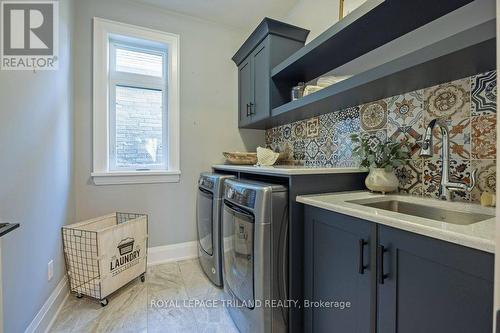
[24,276,69,333]
[147,240,198,266]
[44,292,69,333]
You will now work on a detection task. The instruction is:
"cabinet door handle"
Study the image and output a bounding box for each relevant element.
[249,102,255,115]
[378,245,389,284]
[358,239,368,274]
[246,103,250,117]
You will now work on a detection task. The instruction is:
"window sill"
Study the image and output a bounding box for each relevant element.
[91,170,181,185]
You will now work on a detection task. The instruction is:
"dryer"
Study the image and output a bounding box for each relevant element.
[222,178,288,333]
[197,173,235,287]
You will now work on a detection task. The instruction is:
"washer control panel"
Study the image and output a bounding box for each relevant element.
[198,176,215,190]
[225,184,256,208]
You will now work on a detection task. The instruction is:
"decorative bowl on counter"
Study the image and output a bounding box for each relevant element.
[223,152,258,165]
[256,146,284,166]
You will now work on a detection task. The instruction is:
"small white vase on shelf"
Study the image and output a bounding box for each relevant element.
[365,168,399,194]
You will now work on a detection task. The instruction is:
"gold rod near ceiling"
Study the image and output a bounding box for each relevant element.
[339,0,345,20]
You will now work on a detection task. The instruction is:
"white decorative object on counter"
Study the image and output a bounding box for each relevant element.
[256,147,280,166]
[365,168,399,194]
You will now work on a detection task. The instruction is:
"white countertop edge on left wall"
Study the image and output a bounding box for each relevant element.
[212,164,367,175]
[296,191,496,253]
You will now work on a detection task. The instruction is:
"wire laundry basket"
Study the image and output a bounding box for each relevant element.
[62,212,148,306]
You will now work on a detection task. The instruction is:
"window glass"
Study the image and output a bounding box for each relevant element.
[115,47,163,77]
[114,85,164,169]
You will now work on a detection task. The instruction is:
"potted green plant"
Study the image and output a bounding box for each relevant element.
[351,134,409,193]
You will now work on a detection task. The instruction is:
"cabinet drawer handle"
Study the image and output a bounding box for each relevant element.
[358,239,368,274]
[378,245,389,284]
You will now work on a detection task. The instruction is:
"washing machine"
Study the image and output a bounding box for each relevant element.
[222,178,288,333]
[197,173,235,287]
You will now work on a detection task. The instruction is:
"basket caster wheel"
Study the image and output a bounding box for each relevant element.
[140,274,146,283]
[76,293,83,299]
[100,298,109,307]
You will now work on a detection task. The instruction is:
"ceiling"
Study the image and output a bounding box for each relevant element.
[134,0,299,31]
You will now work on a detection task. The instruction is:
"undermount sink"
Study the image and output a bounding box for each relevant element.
[347,199,493,225]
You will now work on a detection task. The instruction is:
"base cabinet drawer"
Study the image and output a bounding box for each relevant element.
[304,206,494,333]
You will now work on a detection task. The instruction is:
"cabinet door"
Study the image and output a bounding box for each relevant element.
[378,225,494,333]
[238,58,252,126]
[304,207,374,333]
[250,39,270,123]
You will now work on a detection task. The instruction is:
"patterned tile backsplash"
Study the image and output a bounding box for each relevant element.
[266,71,497,202]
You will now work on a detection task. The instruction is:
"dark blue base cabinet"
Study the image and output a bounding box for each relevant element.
[304,206,494,333]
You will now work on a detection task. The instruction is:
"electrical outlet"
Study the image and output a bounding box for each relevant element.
[48,260,53,281]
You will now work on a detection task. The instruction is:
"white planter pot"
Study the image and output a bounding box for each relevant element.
[365,168,399,194]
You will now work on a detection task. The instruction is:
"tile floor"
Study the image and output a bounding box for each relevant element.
[50,259,239,333]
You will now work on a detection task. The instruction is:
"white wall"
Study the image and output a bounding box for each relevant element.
[0,0,74,331]
[73,0,264,248]
[285,0,366,42]
[343,0,367,16]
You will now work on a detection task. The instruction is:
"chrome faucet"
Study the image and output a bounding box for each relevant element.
[419,118,476,201]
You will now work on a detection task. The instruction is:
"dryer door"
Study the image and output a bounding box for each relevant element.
[223,200,255,308]
[197,187,214,255]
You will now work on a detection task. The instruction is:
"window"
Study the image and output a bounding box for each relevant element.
[109,42,166,171]
[92,18,180,185]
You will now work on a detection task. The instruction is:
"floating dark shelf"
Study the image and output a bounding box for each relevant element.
[271,0,477,83]
[243,19,496,130]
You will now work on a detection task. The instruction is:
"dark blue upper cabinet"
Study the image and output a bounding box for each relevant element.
[232,18,309,129]
[238,57,253,127]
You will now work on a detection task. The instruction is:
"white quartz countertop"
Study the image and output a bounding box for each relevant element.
[296,191,496,253]
[212,164,366,175]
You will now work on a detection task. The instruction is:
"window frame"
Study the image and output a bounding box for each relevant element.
[92,17,180,185]
[109,41,167,171]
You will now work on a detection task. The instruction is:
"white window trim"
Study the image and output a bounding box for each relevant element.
[92,17,180,185]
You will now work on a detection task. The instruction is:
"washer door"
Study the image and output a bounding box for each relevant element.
[223,201,254,308]
[197,187,214,255]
